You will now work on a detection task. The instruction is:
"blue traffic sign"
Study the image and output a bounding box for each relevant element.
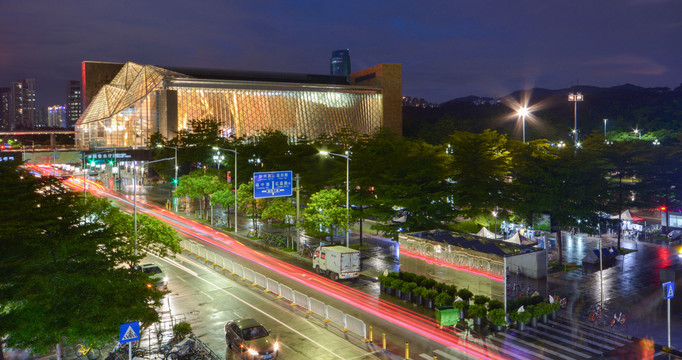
[253,171,293,199]
[119,321,140,343]
[664,282,675,299]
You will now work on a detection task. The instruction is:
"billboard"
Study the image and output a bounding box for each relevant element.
[253,171,293,199]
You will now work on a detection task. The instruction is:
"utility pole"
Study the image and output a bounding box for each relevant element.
[295,173,301,250]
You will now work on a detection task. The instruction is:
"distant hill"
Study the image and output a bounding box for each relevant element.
[404,83,682,144]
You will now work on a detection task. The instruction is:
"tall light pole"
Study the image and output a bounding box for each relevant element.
[568,92,584,149]
[518,107,530,143]
[133,157,175,256]
[213,146,238,232]
[320,150,351,247]
[492,209,498,240]
[603,119,608,137]
[634,128,641,139]
[157,145,179,211]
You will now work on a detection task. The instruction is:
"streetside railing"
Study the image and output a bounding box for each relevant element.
[179,239,367,341]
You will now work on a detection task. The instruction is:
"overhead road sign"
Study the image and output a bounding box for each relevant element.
[253,171,292,199]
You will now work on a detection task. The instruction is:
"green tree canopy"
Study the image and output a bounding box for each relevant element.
[300,189,348,241]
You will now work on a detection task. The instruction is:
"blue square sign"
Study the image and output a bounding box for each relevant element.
[253,171,293,199]
[664,281,675,299]
[119,321,140,343]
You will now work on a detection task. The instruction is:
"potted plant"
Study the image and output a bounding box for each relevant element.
[421,278,437,289]
[413,287,426,306]
[392,279,405,298]
[423,289,439,309]
[549,297,560,320]
[452,297,469,319]
[527,305,539,328]
[457,288,474,304]
[434,292,453,308]
[378,275,387,292]
[401,282,418,302]
[487,308,508,331]
[384,278,396,296]
[512,309,531,331]
[536,302,553,324]
[473,295,490,306]
[468,304,487,326]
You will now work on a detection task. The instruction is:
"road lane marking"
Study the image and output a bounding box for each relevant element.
[149,253,348,360]
[200,290,215,300]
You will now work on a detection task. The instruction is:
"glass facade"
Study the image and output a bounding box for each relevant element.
[76,62,383,149]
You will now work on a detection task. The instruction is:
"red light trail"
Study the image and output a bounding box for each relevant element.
[27,165,509,360]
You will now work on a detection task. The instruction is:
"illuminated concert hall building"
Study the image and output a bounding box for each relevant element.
[75,61,402,149]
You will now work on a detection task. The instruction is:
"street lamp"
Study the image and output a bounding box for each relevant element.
[633,128,641,139]
[568,92,584,148]
[213,152,225,169]
[603,119,608,137]
[156,145,179,211]
[653,139,661,146]
[319,150,351,248]
[492,209,498,240]
[213,146,238,232]
[518,107,530,143]
[133,157,175,255]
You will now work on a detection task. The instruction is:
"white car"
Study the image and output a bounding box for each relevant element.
[137,263,168,291]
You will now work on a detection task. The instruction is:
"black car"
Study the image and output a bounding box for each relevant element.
[225,318,279,359]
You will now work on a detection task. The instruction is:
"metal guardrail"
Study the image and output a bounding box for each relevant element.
[179,239,368,340]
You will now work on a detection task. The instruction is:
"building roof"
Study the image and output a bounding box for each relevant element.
[162,66,349,85]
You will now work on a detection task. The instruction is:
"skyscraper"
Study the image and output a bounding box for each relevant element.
[66,80,82,128]
[0,88,9,130]
[330,49,351,81]
[48,105,67,128]
[8,79,36,130]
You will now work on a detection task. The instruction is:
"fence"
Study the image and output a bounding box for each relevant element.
[179,239,367,341]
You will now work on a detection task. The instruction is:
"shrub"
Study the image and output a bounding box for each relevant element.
[530,294,544,305]
[550,298,561,312]
[468,304,487,319]
[378,275,387,285]
[414,275,427,287]
[387,272,400,279]
[487,299,504,311]
[536,302,553,316]
[457,288,474,303]
[412,287,426,298]
[173,322,192,340]
[473,295,490,306]
[445,284,458,297]
[421,278,437,289]
[391,279,404,291]
[434,282,448,294]
[487,308,508,326]
[452,298,468,310]
[527,305,540,318]
[401,271,417,283]
[401,281,418,294]
[511,309,531,324]
[423,289,439,300]
[434,292,453,307]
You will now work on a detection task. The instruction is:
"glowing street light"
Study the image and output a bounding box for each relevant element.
[653,139,661,146]
[319,150,351,248]
[633,128,641,139]
[517,107,530,143]
[568,92,584,148]
[492,209,498,240]
[603,119,608,137]
[213,146,238,232]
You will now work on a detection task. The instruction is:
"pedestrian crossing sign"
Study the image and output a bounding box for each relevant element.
[663,282,674,299]
[119,321,140,343]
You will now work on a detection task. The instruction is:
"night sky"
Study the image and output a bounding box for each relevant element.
[1,0,680,108]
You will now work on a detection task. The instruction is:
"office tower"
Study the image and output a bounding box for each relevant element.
[330,49,351,81]
[8,79,36,129]
[48,105,67,128]
[66,80,82,128]
[0,88,9,130]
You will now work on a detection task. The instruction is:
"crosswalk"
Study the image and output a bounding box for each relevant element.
[416,316,639,360]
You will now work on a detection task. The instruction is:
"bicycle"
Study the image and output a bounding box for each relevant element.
[610,311,626,328]
[74,344,101,360]
[588,303,603,323]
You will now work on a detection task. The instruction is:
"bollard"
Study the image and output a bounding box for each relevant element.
[434,355,437,360]
[405,342,409,359]
[382,333,386,351]
[369,326,373,344]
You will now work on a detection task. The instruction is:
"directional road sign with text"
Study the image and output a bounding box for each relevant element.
[253,171,292,199]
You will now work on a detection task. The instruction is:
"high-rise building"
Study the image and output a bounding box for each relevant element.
[0,88,9,130]
[8,79,37,130]
[330,49,351,81]
[48,105,67,128]
[66,80,82,128]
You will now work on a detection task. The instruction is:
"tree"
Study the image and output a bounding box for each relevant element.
[261,198,296,237]
[211,183,236,228]
[446,130,511,220]
[300,189,348,242]
[174,170,222,219]
[236,181,266,233]
[0,161,162,356]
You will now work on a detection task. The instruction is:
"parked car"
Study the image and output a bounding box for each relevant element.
[225,318,279,359]
[667,230,682,241]
[136,263,168,291]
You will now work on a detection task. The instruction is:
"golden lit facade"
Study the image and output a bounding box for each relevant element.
[76,62,384,149]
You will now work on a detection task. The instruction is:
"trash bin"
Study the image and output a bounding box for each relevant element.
[435,306,459,326]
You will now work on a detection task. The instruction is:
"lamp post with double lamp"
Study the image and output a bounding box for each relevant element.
[518,107,530,143]
[319,150,351,248]
[133,157,175,256]
[156,145,179,211]
[568,92,584,149]
[213,146,238,232]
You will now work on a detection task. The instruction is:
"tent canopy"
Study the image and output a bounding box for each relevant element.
[476,227,496,239]
[610,210,645,222]
[504,232,537,246]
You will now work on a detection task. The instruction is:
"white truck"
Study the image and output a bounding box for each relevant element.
[312,245,361,280]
